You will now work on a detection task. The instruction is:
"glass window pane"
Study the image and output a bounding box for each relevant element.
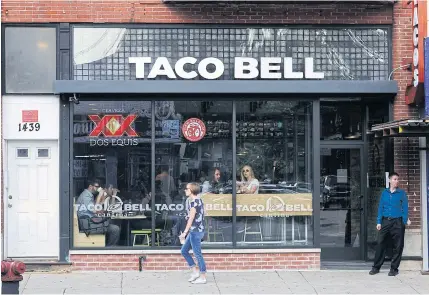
[320,148,361,249]
[37,148,50,158]
[73,27,389,81]
[73,101,152,248]
[17,148,29,158]
[5,27,56,93]
[320,101,362,140]
[155,101,233,247]
[236,101,313,246]
[367,103,390,260]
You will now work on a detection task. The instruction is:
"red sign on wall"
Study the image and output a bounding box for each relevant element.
[406,0,427,105]
[22,110,38,122]
[182,118,206,142]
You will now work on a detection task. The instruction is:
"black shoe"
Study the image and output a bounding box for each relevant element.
[369,268,380,275]
[388,269,398,276]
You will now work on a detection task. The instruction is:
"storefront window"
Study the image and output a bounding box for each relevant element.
[321,101,362,140]
[155,101,233,246]
[73,101,153,248]
[72,99,314,248]
[236,101,313,246]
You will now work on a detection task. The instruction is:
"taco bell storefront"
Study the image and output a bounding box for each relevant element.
[53,25,397,271]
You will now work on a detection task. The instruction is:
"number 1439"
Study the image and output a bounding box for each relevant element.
[18,123,40,132]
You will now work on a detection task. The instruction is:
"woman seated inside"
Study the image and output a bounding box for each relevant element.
[237,165,259,194]
[201,168,224,194]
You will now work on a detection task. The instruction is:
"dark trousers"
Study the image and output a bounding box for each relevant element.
[106,223,121,246]
[373,217,405,271]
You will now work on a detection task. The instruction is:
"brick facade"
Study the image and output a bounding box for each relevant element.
[1,0,422,270]
[70,252,320,271]
[392,2,421,230]
[2,1,393,24]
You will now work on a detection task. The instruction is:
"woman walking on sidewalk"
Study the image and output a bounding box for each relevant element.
[179,182,207,284]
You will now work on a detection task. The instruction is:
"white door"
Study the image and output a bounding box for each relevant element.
[5,140,59,258]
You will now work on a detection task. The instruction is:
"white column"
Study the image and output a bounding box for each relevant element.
[420,137,428,272]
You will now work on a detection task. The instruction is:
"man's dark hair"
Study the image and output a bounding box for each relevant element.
[389,172,399,178]
[86,179,100,188]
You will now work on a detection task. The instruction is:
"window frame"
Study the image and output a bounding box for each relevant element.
[68,97,318,250]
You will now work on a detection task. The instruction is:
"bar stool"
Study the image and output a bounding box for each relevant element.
[131,229,162,246]
[206,218,224,242]
[243,217,263,242]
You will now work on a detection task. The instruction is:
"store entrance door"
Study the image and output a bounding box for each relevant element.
[320,146,365,260]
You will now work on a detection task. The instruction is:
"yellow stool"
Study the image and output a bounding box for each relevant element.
[206,218,224,242]
[131,229,162,246]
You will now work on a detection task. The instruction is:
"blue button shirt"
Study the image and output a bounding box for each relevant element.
[76,189,96,218]
[377,188,408,225]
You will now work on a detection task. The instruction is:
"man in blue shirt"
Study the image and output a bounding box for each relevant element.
[369,172,408,276]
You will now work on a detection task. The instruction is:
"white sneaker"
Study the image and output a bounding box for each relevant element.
[192,277,207,284]
[188,272,200,282]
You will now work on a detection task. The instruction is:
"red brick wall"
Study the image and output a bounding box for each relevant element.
[392,2,421,230]
[2,0,393,24]
[70,253,320,271]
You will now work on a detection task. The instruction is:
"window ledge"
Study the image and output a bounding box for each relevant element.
[69,248,321,255]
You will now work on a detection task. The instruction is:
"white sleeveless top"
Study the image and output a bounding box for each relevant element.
[245,179,259,194]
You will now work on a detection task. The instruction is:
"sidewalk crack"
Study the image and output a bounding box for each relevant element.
[121,272,124,293]
[23,274,31,290]
[299,271,318,295]
[275,270,292,294]
[395,275,420,294]
[212,272,221,294]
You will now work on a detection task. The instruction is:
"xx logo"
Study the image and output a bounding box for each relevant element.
[89,115,138,137]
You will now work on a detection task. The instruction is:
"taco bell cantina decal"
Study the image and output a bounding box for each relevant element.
[182,118,206,142]
[129,57,325,79]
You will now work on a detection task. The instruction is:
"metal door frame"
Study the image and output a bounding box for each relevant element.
[319,143,366,260]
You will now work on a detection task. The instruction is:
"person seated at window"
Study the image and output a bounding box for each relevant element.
[237,165,259,194]
[76,179,121,246]
[201,168,224,194]
[104,184,120,206]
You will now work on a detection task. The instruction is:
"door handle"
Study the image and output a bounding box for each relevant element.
[359,196,364,213]
[8,204,12,208]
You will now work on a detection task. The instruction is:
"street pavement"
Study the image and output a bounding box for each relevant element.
[15,269,429,294]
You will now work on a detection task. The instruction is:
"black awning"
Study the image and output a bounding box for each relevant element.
[370,118,429,138]
[54,80,398,95]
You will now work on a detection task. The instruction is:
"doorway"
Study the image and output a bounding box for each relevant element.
[5,140,59,258]
[320,146,365,260]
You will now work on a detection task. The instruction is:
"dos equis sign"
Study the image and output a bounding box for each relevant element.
[88,114,139,146]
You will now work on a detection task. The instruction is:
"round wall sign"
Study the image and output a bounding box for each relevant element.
[182,118,206,142]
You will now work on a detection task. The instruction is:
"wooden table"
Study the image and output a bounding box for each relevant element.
[111,214,147,246]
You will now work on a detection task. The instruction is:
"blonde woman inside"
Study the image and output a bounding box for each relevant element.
[237,165,259,194]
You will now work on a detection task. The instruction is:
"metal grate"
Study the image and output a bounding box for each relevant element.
[73,27,390,81]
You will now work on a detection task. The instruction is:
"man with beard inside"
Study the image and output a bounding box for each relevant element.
[76,179,121,246]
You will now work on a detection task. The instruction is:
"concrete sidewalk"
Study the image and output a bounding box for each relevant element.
[17,269,429,294]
